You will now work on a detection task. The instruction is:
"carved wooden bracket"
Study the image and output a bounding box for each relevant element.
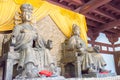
[105,33,118,44]
[88,29,99,40]
[87,29,99,46]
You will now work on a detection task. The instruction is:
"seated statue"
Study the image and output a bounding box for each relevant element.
[65,24,108,74]
[9,4,59,79]
[85,46,108,73]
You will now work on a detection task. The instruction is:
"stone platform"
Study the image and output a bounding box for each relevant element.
[67,76,120,80]
[13,76,120,80]
[82,73,116,78]
[13,76,65,80]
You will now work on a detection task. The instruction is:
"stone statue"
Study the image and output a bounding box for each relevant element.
[66,24,87,52]
[66,24,95,73]
[85,46,107,73]
[62,24,108,75]
[10,4,58,79]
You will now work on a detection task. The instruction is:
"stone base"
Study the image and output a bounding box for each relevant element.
[82,73,116,78]
[13,76,65,80]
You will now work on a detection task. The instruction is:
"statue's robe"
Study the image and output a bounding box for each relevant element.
[66,35,106,71]
[66,35,94,71]
[35,36,54,71]
[80,47,106,72]
[87,49,106,71]
[13,23,54,72]
[12,23,38,69]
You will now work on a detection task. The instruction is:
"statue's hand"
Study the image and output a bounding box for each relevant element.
[20,29,25,33]
[20,29,30,33]
[46,40,52,50]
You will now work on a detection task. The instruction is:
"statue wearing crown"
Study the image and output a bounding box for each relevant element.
[3,4,61,80]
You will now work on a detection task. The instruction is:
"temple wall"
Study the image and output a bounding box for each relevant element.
[36,15,66,65]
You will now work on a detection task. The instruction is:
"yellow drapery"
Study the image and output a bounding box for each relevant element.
[0,0,88,43]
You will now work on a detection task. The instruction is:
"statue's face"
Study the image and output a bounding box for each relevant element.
[22,11,32,22]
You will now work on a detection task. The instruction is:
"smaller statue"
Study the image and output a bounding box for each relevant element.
[66,24,94,72]
[86,46,108,73]
[62,24,109,76]
[66,24,87,52]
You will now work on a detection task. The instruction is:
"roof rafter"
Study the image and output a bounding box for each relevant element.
[74,0,112,14]
[92,9,116,20]
[47,0,71,10]
[94,19,120,34]
[104,4,120,13]
[86,19,100,27]
[85,14,106,24]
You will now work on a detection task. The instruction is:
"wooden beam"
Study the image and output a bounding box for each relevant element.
[88,40,112,47]
[115,44,120,47]
[71,0,83,5]
[86,20,100,27]
[74,0,112,14]
[104,4,120,13]
[94,19,120,34]
[92,9,116,20]
[106,29,119,34]
[47,0,71,10]
[85,14,106,24]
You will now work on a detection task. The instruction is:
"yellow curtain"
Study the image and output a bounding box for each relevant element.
[0,0,88,44]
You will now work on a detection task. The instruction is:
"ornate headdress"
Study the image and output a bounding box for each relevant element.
[14,4,34,25]
[72,24,79,31]
[20,4,33,12]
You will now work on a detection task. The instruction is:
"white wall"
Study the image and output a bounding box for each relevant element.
[101,54,116,73]
[95,33,111,44]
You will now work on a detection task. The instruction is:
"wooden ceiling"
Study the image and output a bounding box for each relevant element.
[47,0,120,41]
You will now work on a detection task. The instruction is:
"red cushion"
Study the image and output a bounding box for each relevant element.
[100,71,109,74]
[39,70,53,77]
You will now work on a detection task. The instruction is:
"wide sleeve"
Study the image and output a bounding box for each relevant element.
[12,25,21,37]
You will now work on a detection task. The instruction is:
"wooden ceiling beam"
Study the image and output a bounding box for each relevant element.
[74,0,112,14]
[106,29,119,34]
[93,19,120,34]
[104,4,120,13]
[92,9,116,20]
[71,0,83,5]
[59,0,64,2]
[86,20,100,27]
[85,14,106,24]
[59,0,83,5]
[47,0,71,10]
